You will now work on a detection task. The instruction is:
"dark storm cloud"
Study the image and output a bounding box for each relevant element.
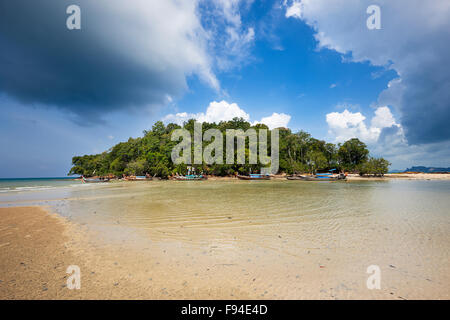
[399,59,450,144]
[0,0,215,123]
[291,0,450,145]
[379,35,450,145]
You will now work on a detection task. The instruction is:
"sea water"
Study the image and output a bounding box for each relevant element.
[1,179,449,298]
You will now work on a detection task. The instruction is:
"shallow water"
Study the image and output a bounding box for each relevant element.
[0,178,82,193]
[1,179,449,299]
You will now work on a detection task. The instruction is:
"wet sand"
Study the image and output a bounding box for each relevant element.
[0,206,255,299]
[1,200,449,300]
[0,206,116,299]
[0,206,171,299]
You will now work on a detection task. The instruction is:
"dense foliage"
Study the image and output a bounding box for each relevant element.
[69,118,390,178]
[358,157,391,177]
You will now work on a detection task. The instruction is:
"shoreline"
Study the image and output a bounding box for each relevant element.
[209,173,450,181]
[346,173,450,181]
[2,172,450,183]
[122,173,450,182]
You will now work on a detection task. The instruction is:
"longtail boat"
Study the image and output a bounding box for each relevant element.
[173,174,207,181]
[237,174,271,180]
[124,175,152,181]
[82,177,110,183]
[287,173,346,181]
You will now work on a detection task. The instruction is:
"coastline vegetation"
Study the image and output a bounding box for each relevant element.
[68,118,390,178]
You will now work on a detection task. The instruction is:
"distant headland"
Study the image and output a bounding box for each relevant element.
[395,166,450,173]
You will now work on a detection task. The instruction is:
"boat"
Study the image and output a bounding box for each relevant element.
[134,176,152,181]
[124,175,153,181]
[287,173,346,181]
[82,177,110,183]
[237,174,271,180]
[287,175,340,181]
[286,175,305,180]
[173,174,207,181]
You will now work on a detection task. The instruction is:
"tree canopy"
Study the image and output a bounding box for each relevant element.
[69,118,389,178]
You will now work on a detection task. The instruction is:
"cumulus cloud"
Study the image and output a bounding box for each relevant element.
[252,112,291,129]
[326,106,402,144]
[0,0,217,123]
[324,106,450,169]
[163,100,291,129]
[285,0,450,145]
[163,100,250,125]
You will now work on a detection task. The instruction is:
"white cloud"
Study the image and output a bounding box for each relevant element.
[326,106,401,144]
[285,0,302,19]
[198,100,251,123]
[163,100,291,129]
[163,100,249,125]
[162,112,191,125]
[371,106,397,129]
[285,0,450,145]
[206,0,256,70]
[104,0,220,91]
[322,106,450,169]
[253,113,291,129]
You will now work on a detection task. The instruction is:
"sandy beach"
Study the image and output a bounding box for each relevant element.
[1,178,449,300]
[346,173,450,181]
[241,173,450,181]
[0,206,115,299]
[0,206,257,299]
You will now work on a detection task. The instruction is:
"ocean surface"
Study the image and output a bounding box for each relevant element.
[0,177,82,193]
[0,178,449,298]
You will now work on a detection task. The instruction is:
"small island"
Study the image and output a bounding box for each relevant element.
[68,118,391,179]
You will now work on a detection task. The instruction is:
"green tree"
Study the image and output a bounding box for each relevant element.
[359,157,391,176]
[338,138,369,171]
[305,150,327,174]
[68,119,383,179]
[124,159,148,176]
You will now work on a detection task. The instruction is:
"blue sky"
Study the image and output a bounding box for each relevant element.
[1,0,449,177]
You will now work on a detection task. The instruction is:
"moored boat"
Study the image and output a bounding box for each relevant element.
[124,175,153,181]
[237,174,271,180]
[82,177,110,183]
[287,173,346,181]
[173,174,207,181]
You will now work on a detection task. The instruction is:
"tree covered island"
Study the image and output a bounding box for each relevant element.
[69,118,390,178]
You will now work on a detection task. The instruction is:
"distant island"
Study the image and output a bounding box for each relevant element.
[403,166,450,173]
[390,166,450,173]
